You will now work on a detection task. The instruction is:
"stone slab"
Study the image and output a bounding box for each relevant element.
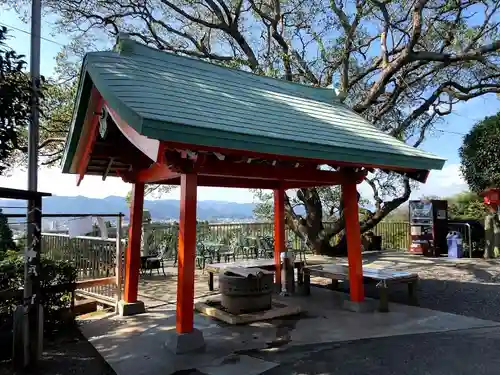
[342,299,377,313]
[118,300,146,316]
[195,296,301,325]
[198,354,278,375]
[165,328,206,354]
[79,305,274,375]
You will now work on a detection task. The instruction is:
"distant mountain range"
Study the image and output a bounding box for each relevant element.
[0,195,258,221]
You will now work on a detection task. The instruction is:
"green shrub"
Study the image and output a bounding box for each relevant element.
[0,209,16,253]
[0,254,77,337]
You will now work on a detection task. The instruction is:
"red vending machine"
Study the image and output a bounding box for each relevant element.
[409,200,448,257]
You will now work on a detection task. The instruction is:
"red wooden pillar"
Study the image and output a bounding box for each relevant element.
[341,181,364,302]
[274,188,285,288]
[176,173,198,334]
[124,182,145,303]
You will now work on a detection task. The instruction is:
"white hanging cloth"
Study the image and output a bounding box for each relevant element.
[68,216,93,238]
[96,217,109,239]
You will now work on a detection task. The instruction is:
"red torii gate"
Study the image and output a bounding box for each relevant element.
[61,34,445,353]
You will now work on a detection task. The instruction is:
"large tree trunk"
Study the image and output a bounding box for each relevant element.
[285,179,411,257]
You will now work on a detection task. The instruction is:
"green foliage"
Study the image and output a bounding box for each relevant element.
[447,191,488,221]
[0,255,77,333]
[0,27,32,173]
[38,80,76,165]
[0,208,15,253]
[460,113,500,193]
[252,190,274,221]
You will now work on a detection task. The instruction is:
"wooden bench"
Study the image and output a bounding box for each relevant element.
[205,258,305,291]
[302,264,419,312]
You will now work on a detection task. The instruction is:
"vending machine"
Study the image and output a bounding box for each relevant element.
[409,200,448,257]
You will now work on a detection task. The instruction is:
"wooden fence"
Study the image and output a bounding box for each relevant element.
[42,234,122,306]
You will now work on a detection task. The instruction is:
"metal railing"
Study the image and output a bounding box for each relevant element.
[141,221,413,253]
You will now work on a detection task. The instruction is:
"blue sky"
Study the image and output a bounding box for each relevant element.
[1,9,499,202]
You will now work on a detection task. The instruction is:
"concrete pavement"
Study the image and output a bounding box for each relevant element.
[79,287,500,375]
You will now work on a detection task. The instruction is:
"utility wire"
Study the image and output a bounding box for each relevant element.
[0,21,65,47]
[433,129,467,136]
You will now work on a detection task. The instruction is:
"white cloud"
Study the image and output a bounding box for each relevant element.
[413,163,467,198]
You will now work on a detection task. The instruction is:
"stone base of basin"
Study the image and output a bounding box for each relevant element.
[195,296,301,325]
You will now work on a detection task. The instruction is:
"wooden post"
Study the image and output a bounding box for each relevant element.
[341,181,364,302]
[176,173,198,334]
[124,183,144,303]
[274,188,285,289]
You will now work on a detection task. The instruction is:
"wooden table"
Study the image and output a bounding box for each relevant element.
[303,264,419,312]
[206,258,305,291]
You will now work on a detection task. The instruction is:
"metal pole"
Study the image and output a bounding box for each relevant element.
[25,0,42,367]
[24,0,42,304]
[28,1,41,192]
[465,223,472,259]
[115,214,123,312]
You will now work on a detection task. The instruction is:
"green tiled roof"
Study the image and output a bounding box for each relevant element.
[62,35,445,173]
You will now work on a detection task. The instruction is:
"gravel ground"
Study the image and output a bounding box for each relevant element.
[364,256,500,321]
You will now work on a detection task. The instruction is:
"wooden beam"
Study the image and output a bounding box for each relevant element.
[341,181,364,303]
[282,176,366,189]
[161,140,431,177]
[196,176,284,189]
[195,159,364,185]
[123,183,144,303]
[274,188,285,289]
[77,277,116,289]
[76,87,103,186]
[176,173,198,334]
[135,163,180,183]
[102,158,114,180]
[0,188,51,200]
[106,105,160,161]
[125,172,366,189]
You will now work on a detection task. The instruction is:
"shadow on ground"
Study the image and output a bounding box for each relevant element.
[249,326,500,375]
[0,326,115,375]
